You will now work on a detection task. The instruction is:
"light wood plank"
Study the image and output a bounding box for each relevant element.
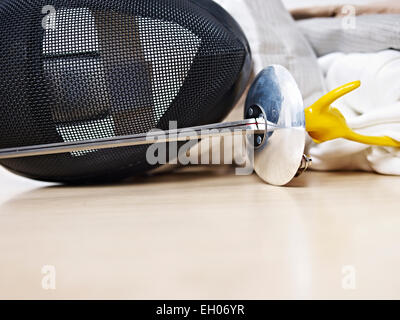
[0,166,399,299]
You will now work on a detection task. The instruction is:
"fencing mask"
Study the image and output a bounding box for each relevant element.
[0,0,251,183]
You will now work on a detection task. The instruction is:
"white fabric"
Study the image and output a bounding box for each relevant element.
[309,50,400,175]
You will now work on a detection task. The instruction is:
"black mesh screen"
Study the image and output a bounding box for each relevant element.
[0,0,251,183]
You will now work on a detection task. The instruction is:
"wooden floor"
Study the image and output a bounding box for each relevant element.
[0,165,400,300]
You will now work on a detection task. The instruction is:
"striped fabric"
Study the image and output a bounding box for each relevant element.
[297,14,400,56]
[215,0,326,107]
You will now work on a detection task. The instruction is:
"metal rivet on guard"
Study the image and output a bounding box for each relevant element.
[248,108,254,117]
